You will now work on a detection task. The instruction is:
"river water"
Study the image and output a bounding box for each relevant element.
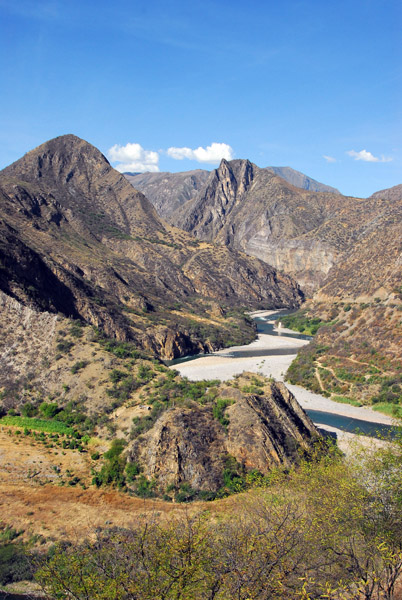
[169,310,398,439]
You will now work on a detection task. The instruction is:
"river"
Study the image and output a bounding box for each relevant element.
[169,310,398,440]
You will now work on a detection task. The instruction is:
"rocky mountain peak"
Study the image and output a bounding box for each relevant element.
[215,158,255,196]
[3,134,112,195]
[3,134,111,186]
[1,135,115,210]
[177,158,257,240]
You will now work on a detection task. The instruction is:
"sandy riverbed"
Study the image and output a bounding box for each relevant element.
[172,310,395,427]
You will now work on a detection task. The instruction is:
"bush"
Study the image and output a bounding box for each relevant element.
[125,462,141,482]
[21,402,38,417]
[39,402,60,419]
[135,475,156,498]
[70,360,88,374]
[212,398,232,428]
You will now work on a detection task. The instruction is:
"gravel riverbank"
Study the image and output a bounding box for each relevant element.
[172,310,395,427]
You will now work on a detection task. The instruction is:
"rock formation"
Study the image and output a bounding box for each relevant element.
[170,159,350,294]
[129,379,318,493]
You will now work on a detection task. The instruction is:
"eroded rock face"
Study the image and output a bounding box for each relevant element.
[225,383,317,472]
[140,326,214,360]
[124,170,210,219]
[129,380,318,492]
[124,165,339,223]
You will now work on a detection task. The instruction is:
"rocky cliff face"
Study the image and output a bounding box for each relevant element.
[0,135,303,358]
[129,378,318,493]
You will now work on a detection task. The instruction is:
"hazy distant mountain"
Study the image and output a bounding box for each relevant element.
[124,170,210,219]
[263,166,339,194]
[124,164,339,222]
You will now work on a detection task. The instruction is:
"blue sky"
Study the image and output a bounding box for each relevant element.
[0,0,400,197]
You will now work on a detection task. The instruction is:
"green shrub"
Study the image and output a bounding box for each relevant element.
[212,398,233,428]
[70,360,88,374]
[135,475,156,498]
[21,402,38,417]
[39,402,60,419]
[125,462,141,482]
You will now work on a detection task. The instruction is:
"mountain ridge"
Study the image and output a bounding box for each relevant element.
[123,161,340,224]
[0,135,303,359]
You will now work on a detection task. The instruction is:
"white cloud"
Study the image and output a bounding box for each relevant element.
[166,142,234,164]
[347,149,392,163]
[107,143,160,173]
[323,155,337,163]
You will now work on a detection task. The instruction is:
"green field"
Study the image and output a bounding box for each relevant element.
[0,416,73,435]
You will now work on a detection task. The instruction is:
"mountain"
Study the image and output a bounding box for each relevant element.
[134,157,401,410]
[168,159,354,294]
[0,133,317,509]
[263,166,339,194]
[370,183,402,202]
[282,185,402,408]
[124,164,339,223]
[168,159,402,298]
[0,135,303,359]
[124,169,210,219]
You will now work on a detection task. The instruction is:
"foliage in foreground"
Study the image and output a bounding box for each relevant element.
[35,437,402,599]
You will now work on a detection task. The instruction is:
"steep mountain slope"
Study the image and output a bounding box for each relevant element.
[172,159,358,294]
[283,195,402,410]
[124,169,210,219]
[0,290,319,503]
[124,164,339,223]
[171,159,401,297]
[264,166,339,194]
[370,183,402,202]
[0,135,303,359]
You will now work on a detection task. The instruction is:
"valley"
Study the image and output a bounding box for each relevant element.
[0,136,401,599]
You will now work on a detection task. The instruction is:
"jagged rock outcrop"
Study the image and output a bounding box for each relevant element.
[0,135,303,358]
[129,380,318,492]
[140,326,214,360]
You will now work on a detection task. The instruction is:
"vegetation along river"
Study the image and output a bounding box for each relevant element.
[170,310,398,440]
